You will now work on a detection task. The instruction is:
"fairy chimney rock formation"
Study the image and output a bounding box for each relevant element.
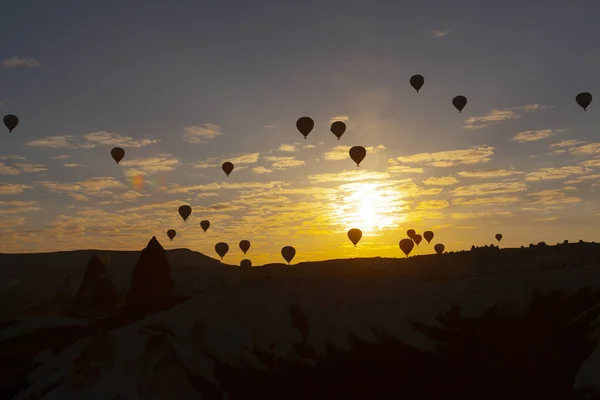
[73,255,118,314]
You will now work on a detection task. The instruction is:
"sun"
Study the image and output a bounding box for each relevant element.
[332,181,406,234]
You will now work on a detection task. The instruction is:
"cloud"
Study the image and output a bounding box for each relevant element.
[387,165,424,174]
[463,105,550,129]
[263,156,305,170]
[511,129,555,143]
[564,174,600,184]
[224,152,260,165]
[324,145,386,161]
[303,144,316,149]
[251,166,273,174]
[0,163,20,175]
[182,124,223,144]
[416,200,450,210]
[457,168,524,179]
[15,163,47,173]
[527,189,581,206]
[0,183,33,195]
[1,57,40,68]
[451,182,527,197]
[52,155,69,159]
[524,166,592,181]
[452,196,521,206]
[0,201,42,214]
[395,146,494,167]
[38,177,126,195]
[582,159,600,168]
[191,159,219,169]
[0,155,26,161]
[549,140,586,148]
[277,144,297,152]
[120,154,180,174]
[308,170,390,184]
[422,176,459,186]
[570,143,600,156]
[26,132,158,149]
[64,163,88,168]
[431,30,451,38]
[329,115,350,123]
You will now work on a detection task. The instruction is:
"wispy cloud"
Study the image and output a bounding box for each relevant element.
[0,183,33,195]
[64,163,88,168]
[549,140,586,148]
[527,189,581,206]
[120,154,180,175]
[422,176,459,186]
[182,124,223,144]
[511,129,555,143]
[0,155,26,161]
[329,115,350,123]
[1,57,40,68]
[457,168,524,178]
[308,170,390,184]
[324,145,386,161]
[0,201,42,214]
[463,105,550,129]
[26,132,158,149]
[525,166,592,181]
[223,152,260,165]
[570,143,600,156]
[452,196,521,206]
[387,165,424,174]
[431,30,451,38]
[451,182,527,197]
[14,163,47,173]
[276,144,297,152]
[263,156,305,170]
[0,163,20,175]
[416,200,450,210]
[252,166,273,174]
[395,146,494,167]
[581,159,600,168]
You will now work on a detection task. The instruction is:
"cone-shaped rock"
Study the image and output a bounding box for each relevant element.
[127,237,174,313]
[73,255,118,314]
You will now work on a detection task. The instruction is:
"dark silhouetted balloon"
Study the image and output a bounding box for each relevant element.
[240,259,252,267]
[239,240,251,255]
[178,205,192,221]
[296,117,314,139]
[330,121,346,140]
[111,147,125,164]
[413,234,422,246]
[399,238,414,257]
[215,242,229,260]
[167,229,176,241]
[407,229,416,239]
[349,146,366,166]
[423,230,434,244]
[576,92,592,111]
[200,220,210,232]
[495,233,503,242]
[3,114,19,132]
[222,162,234,177]
[434,243,445,254]
[347,228,362,247]
[410,75,425,92]
[281,246,296,265]
[452,96,467,113]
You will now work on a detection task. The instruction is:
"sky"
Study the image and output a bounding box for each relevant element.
[1,0,599,264]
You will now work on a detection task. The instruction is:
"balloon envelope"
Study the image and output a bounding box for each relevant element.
[281,246,296,264]
[434,243,445,254]
[423,230,434,244]
[178,205,192,221]
[3,114,19,132]
[296,117,314,139]
[407,229,416,239]
[167,229,176,241]
[239,240,251,255]
[452,96,467,113]
[330,121,346,140]
[240,259,252,267]
[222,162,234,177]
[347,228,362,246]
[410,74,425,92]
[215,242,229,260]
[200,220,210,232]
[349,146,366,166]
[399,238,414,257]
[413,234,422,246]
[111,147,125,164]
[576,92,592,110]
[495,233,503,242]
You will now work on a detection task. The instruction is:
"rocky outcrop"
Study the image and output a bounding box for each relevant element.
[127,237,174,314]
[73,256,118,315]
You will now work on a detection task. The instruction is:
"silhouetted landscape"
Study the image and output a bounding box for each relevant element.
[2,238,600,399]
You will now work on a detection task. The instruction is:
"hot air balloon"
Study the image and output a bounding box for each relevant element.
[222,162,234,177]
[349,146,366,166]
[178,205,192,221]
[434,243,445,254]
[347,228,362,247]
[410,75,425,93]
[407,229,416,239]
[330,121,346,140]
[399,238,414,257]
[413,234,422,246]
[111,147,125,164]
[240,259,252,267]
[495,233,503,242]
[200,220,210,232]
[3,114,19,132]
[296,117,314,139]
[239,240,251,255]
[423,230,434,244]
[576,92,592,111]
[281,246,296,265]
[96,252,110,266]
[167,229,176,241]
[452,96,467,113]
[215,242,229,260]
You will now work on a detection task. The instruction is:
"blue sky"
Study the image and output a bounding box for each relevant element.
[1,0,599,263]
